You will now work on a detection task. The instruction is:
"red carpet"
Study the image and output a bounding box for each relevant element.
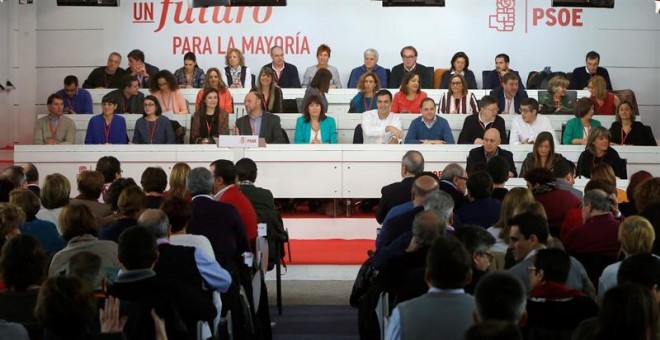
[286,239,373,265]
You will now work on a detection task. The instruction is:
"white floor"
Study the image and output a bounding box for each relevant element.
[282,218,378,240]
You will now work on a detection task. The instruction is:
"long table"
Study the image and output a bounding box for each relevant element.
[15,144,649,198]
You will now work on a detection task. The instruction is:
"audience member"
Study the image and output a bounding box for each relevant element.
[524,167,581,234]
[563,97,601,145]
[439,163,469,211]
[361,89,403,144]
[524,248,598,337]
[389,46,431,89]
[70,170,113,228]
[391,72,427,113]
[439,51,478,89]
[84,94,129,144]
[456,171,501,229]
[454,225,496,294]
[55,75,94,114]
[375,150,424,224]
[576,126,626,179]
[589,75,619,115]
[9,189,64,255]
[234,91,287,143]
[161,196,214,258]
[538,75,575,114]
[457,96,507,145]
[33,93,76,144]
[565,188,621,259]
[302,44,341,88]
[559,179,616,240]
[191,87,230,144]
[609,100,656,146]
[103,178,138,225]
[36,173,71,231]
[173,52,205,88]
[20,162,40,197]
[348,48,387,89]
[633,177,660,254]
[255,67,284,113]
[0,203,26,250]
[487,188,535,270]
[300,67,332,113]
[385,236,475,340]
[520,132,565,177]
[553,158,582,199]
[106,75,145,114]
[348,71,380,113]
[133,95,176,144]
[590,163,627,203]
[95,155,122,202]
[140,167,167,208]
[163,162,191,202]
[262,45,301,88]
[569,50,613,90]
[466,128,517,177]
[49,203,119,277]
[404,98,454,144]
[464,321,522,340]
[483,53,525,90]
[619,170,652,216]
[149,70,189,114]
[2,165,26,189]
[0,179,14,202]
[127,49,159,88]
[82,52,126,89]
[294,94,338,144]
[99,185,145,242]
[510,98,556,145]
[438,74,478,114]
[473,272,527,325]
[486,156,510,200]
[67,251,105,291]
[194,67,233,112]
[489,72,529,114]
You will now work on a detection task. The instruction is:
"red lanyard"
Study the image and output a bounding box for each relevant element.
[147,119,158,143]
[205,115,215,136]
[104,118,113,143]
[49,118,61,140]
[621,128,629,145]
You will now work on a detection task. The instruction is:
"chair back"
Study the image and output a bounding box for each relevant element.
[433,68,447,89]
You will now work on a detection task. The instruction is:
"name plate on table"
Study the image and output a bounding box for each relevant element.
[217,135,259,148]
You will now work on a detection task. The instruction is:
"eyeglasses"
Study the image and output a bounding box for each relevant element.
[455,176,468,181]
[477,251,494,262]
[520,108,532,113]
[402,55,416,59]
[158,82,168,88]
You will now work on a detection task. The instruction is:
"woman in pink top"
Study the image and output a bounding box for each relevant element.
[150,70,189,114]
[391,72,427,113]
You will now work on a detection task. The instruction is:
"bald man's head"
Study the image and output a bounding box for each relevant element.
[483,128,501,154]
[412,175,440,205]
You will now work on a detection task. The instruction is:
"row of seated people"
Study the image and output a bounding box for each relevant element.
[354,151,660,339]
[0,157,283,339]
[80,47,613,92]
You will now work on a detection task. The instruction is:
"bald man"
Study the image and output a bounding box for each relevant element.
[466,128,517,178]
[234,91,287,144]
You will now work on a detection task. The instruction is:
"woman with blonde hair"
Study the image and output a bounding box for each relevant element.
[486,187,535,269]
[539,75,574,114]
[222,48,253,89]
[36,173,71,232]
[598,216,655,300]
[589,75,619,115]
[163,162,191,202]
[590,163,627,203]
[576,126,626,179]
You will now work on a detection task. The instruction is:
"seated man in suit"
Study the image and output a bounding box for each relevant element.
[385,236,475,340]
[106,75,145,115]
[457,95,508,145]
[388,46,432,89]
[466,128,517,177]
[126,49,159,88]
[569,51,613,90]
[375,150,424,224]
[83,52,126,89]
[483,53,525,90]
[489,72,529,115]
[234,91,287,144]
[20,163,40,197]
[262,45,301,88]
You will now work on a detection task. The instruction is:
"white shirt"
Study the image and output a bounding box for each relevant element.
[170,234,215,259]
[361,109,403,144]
[509,113,557,145]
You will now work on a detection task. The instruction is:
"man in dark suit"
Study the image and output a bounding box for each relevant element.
[106,75,145,114]
[466,128,517,177]
[388,46,432,89]
[234,91,287,144]
[569,51,613,90]
[439,163,469,211]
[20,163,40,197]
[375,150,425,224]
[489,72,529,114]
[127,49,159,88]
[483,53,525,90]
[186,167,250,270]
[262,46,301,88]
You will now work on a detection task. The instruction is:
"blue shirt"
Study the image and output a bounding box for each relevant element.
[56,88,94,114]
[404,115,454,144]
[20,219,65,255]
[249,113,263,136]
[347,64,387,89]
[84,114,129,144]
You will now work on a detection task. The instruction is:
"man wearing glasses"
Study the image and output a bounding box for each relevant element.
[388,46,432,89]
[457,95,508,145]
[106,75,145,114]
[509,98,556,145]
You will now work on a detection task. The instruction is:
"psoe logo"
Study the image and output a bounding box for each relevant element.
[489,0,515,32]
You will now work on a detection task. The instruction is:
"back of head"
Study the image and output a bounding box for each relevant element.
[597,283,658,340]
[0,203,26,239]
[634,177,660,213]
[186,167,214,196]
[486,156,509,185]
[95,156,121,184]
[34,276,96,338]
[523,167,554,186]
[423,190,454,222]
[467,171,494,199]
[412,174,439,199]
[619,216,655,256]
[590,163,616,187]
[617,253,660,290]
[140,167,167,194]
[160,196,192,234]
[67,251,102,289]
[2,165,26,188]
[552,158,576,179]
[22,163,39,184]
[0,234,47,291]
[210,159,236,185]
[76,170,105,200]
[0,178,13,202]
[584,179,616,196]
[464,321,523,340]
[105,178,137,212]
[118,225,158,270]
[507,212,549,244]
[138,209,170,239]
[402,150,424,175]
[59,203,97,243]
[425,235,471,289]
[533,248,570,283]
[583,188,611,213]
[440,163,466,181]
[168,162,191,199]
[41,173,71,209]
[454,225,496,254]
[235,158,258,182]
[626,171,653,202]
[8,188,41,217]
[411,210,443,248]
[117,185,147,216]
[474,272,526,323]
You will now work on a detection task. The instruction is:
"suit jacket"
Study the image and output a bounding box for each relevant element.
[293,116,337,144]
[107,88,145,115]
[389,63,432,89]
[263,62,302,88]
[569,66,612,90]
[376,176,415,224]
[235,111,287,144]
[466,146,518,177]
[439,180,468,211]
[377,206,424,249]
[483,69,525,90]
[240,184,287,242]
[187,196,250,270]
[489,87,529,114]
[439,70,478,89]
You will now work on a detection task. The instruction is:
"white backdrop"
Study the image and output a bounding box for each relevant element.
[1,0,659,145]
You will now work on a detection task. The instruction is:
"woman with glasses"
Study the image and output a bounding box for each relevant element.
[222,48,253,89]
[438,74,478,114]
[439,51,478,89]
[539,75,575,115]
[133,95,176,144]
[149,70,189,114]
